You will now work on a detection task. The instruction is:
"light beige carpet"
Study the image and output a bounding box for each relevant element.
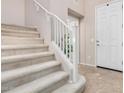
[79,65,123,93]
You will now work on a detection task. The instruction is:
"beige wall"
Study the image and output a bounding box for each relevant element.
[26,0,115,66]
[46,0,110,65]
[25,0,86,64]
[49,0,86,64]
[84,0,110,66]
[2,0,118,66]
[2,0,112,66]
[1,0,25,26]
[25,0,51,43]
[25,0,109,66]
[49,0,84,21]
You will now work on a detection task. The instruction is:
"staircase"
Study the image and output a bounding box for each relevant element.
[1,24,86,93]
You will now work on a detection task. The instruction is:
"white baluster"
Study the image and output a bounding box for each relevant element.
[51,17,54,41]
[66,29,68,58]
[59,22,62,50]
[72,30,75,63]
[69,30,72,61]
[54,18,57,43]
[63,26,65,53]
[56,19,58,45]
[58,21,60,47]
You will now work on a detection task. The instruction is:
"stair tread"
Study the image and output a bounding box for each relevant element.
[2,36,44,45]
[5,71,68,93]
[2,28,39,34]
[2,61,61,83]
[2,44,48,50]
[2,24,37,31]
[52,76,86,93]
[2,36,42,39]
[2,52,54,64]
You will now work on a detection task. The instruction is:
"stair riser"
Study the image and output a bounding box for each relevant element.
[52,76,86,93]
[2,55,55,71]
[2,24,37,31]
[2,29,38,33]
[2,33,40,38]
[39,76,69,93]
[2,39,44,45]
[77,86,85,93]
[2,65,61,92]
[2,47,48,56]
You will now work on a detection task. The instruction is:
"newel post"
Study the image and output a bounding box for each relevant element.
[72,29,79,83]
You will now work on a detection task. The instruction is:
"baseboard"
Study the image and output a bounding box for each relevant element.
[79,63,96,67]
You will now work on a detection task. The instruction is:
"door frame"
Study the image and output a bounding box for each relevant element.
[95,0,123,67]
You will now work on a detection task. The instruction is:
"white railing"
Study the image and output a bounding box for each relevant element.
[33,0,79,83]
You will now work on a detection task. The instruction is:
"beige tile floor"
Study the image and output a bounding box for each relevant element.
[79,65,123,93]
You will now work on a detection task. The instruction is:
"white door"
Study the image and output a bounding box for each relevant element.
[96,1,123,71]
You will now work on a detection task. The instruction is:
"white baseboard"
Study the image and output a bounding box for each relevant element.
[79,63,96,67]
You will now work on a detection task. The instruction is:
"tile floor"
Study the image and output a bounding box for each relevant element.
[79,65,123,93]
